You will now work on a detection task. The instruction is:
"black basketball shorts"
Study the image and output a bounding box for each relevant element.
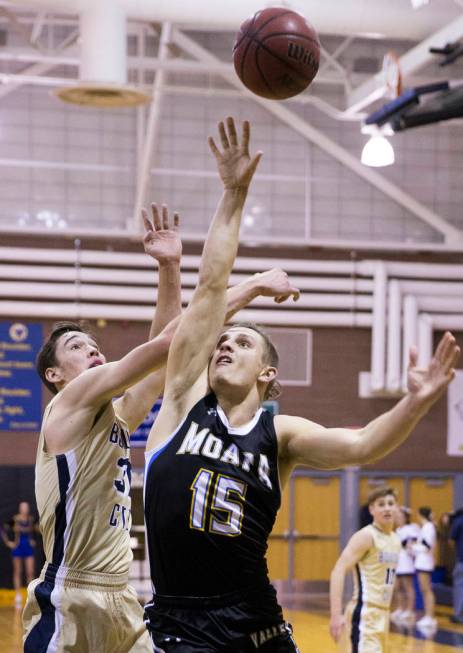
[144,586,300,653]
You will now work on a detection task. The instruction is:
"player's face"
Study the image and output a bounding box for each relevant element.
[208,327,273,395]
[18,502,29,516]
[48,331,106,387]
[369,494,397,531]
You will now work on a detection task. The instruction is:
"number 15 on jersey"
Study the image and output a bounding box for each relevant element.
[190,468,247,537]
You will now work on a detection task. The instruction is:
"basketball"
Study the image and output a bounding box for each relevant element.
[233,7,320,100]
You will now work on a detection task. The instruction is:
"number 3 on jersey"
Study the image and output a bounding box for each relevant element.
[190,468,247,537]
[114,457,132,496]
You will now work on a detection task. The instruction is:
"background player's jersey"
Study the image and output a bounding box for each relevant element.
[352,524,401,608]
[396,522,419,575]
[414,520,437,571]
[35,397,133,575]
[144,393,281,597]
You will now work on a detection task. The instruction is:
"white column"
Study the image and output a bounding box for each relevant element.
[80,1,127,84]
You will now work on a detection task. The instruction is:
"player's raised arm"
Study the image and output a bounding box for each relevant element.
[114,204,182,432]
[151,117,262,430]
[276,332,460,475]
[226,268,299,317]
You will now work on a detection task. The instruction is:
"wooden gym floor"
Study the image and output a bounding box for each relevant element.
[2,590,463,652]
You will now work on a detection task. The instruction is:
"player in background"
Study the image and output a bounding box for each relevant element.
[330,487,401,653]
[414,506,437,629]
[391,506,419,624]
[1,502,36,608]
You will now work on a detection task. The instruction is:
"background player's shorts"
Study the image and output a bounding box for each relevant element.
[145,585,300,652]
[342,600,389,653]
[23,565,151,653]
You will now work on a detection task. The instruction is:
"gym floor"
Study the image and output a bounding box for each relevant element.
[2,590,463,652]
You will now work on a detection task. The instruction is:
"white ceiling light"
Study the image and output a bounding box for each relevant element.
[361,135,395,167]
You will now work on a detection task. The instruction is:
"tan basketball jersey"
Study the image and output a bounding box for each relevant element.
[352,524,401,609]
[35,396,133,575]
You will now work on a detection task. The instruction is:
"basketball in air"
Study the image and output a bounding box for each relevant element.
[232,7,320,100]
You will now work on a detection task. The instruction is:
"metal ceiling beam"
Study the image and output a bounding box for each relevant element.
[7,0,461,39]
[346,13,463,114]
[0,47,348,86]
[172,26,463,245]
[0,28,77,98]
[132,21,171,230]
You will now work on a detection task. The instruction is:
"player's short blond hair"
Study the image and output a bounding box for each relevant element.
[367,486,397,506]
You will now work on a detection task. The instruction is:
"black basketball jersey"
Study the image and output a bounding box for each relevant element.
[144,393,281,598]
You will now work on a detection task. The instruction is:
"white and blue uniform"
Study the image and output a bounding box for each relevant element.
[414,521,436,573]
[344,524,401,653]
[396,523,420,576]
[23,396,150,653]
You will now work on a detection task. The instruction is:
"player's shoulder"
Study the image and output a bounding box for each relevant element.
[274,413,324,437]
[390,529,402,545]
[146,391,212,454]
[350,525,375,550]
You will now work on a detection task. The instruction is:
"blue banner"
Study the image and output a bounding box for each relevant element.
[130,398,162,448]
[0,322,43,431]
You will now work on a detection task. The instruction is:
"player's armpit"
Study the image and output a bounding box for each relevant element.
[114,369,166,434]
[145,369,208,453]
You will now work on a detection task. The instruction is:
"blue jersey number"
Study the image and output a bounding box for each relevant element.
[114,457,132,496]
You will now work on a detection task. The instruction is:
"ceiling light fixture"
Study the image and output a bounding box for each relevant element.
[361,135,395,167]
[360,124,395,167]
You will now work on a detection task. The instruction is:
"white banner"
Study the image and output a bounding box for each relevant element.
[448,370,463,456]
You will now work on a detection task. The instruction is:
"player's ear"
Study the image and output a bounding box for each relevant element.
[45,366,63,385]
[258,366,277,384]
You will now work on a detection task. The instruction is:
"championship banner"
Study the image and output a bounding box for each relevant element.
[447,370,463,456]
[0,321,43,431]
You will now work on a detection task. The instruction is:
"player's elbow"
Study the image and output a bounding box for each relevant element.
[346,435,374,466]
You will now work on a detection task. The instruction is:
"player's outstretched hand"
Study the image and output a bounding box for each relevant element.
[142,203,182,265]
[255,268,300,304]
[330,613,345,643]
[208,116,262,191]
[407,331,460,405]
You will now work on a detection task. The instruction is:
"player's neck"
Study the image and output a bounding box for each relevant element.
[372,520,393,534]
[215,389,262,427]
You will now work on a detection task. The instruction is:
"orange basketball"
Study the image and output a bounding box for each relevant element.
[233,7,320,100]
